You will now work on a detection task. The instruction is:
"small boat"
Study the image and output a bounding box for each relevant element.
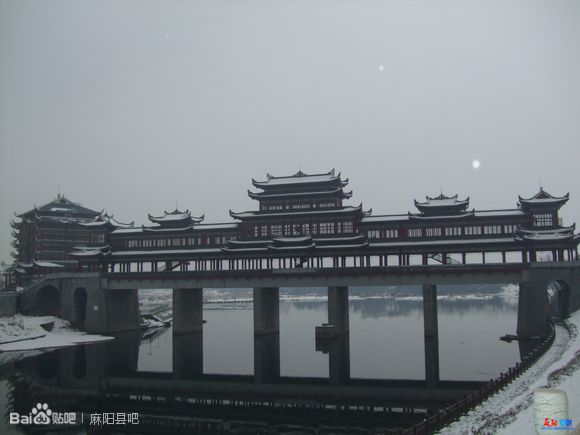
[140,314,172,329]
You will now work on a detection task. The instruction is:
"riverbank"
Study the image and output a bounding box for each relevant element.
[0,314,113,365]
[440,309,580,434]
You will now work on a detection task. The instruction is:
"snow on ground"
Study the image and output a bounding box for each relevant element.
[0,314,113,357]
[440,310,580,434]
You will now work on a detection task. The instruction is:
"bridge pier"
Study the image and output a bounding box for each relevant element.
[253,287,280,382]
[173,332,203,379]
[173,288,204,334]
[253,287,279,335]
[254,333,280,383]
[423,284,440,387]
[328,286,349,335]
[517,282,550,338]
[316,333,350,385]
[85,289,140,334]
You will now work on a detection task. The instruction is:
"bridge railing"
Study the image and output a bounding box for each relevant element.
[399,322,556,435]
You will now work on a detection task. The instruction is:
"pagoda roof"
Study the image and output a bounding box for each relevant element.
[518,189,569,208]
[80,213,134,229]
[409,211,475,221]
[70,245,112,257]
[148,209,204,225]
[361,209,526,225]
[252,169,348,189]
[515,224,577,242]
[414,194,469,214]
[222,234,369,253]
[229,204,369,220]
[18,194,101,218]
[248,187,353,200]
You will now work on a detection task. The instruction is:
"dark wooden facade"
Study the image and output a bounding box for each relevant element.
[64,171,579,273]
[8,172,579,277]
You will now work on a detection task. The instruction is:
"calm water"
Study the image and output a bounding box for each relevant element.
[137,295,519,380]
[1,293,521,434]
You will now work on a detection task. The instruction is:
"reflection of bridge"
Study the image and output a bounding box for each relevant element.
[10,332,489,433]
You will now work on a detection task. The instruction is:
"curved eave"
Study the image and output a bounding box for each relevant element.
[247,187,352,200]
[267,244,316,251]
[316,242,369,250]
[221,247,268,253]
[230,205,364,220]
[515,234,575,243]
[142,225,194,233]
[409,211,475,220]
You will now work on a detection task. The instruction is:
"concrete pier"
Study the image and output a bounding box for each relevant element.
[254,333,280,383]
[423,284,440,387]
[316,334,350,385]
[173,332,203,380]
[328,286,349,335]
[517,282,550,338]
[173,288,203,334]
[253,287,279,335]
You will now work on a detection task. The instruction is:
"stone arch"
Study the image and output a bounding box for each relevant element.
[34,285,60,316]
[546,279,571,319]
[73,287,88,328]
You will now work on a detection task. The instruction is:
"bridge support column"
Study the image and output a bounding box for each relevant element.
[253,287,280,382]
[328,286,349,335]
[173,331,203,379]
[173,288,204,334]
[86,289,140,334]
[316,333,350,385]
[253,287,279,335]
[254,332,280,383]
[423,284,440,387]
[517,282,550,338]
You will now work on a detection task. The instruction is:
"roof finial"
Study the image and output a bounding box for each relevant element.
[539,178,543,191]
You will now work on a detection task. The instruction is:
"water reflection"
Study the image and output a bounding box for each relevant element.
[1,296,523,434]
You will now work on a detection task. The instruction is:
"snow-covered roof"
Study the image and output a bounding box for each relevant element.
[518,189,569,208]
[34,261,65,268]
[361,214,408,223]
[370,237,517,248]
[19,194,100,218]
[409,211,475,220]
[148,209,204,225]
[111,248,222,257]
[474,209,526,217]
[230,205,365,220]
[248,187,352,200]
[142,225,194,232]
[414,193,469,214]
[112,227,143,235]
[194,223,239,231]
[252,169,346,188]
[80,213,134,229]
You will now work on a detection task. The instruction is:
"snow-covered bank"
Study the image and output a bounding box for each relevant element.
[0,315,113,357]
[440,310,580,434]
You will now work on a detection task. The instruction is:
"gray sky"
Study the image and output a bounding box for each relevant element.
[1,0,579,264]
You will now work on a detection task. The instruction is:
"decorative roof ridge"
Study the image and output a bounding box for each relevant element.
[414,194,469,205]
[252,169,342,186]
[518,189,570,202]
[95,212,135,227]
[517,223,575,234]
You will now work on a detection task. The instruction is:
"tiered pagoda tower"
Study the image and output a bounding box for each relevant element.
[225,169,370,255]
[10,195,102,267]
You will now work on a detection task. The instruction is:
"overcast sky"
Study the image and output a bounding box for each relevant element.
[1,0,579,264]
